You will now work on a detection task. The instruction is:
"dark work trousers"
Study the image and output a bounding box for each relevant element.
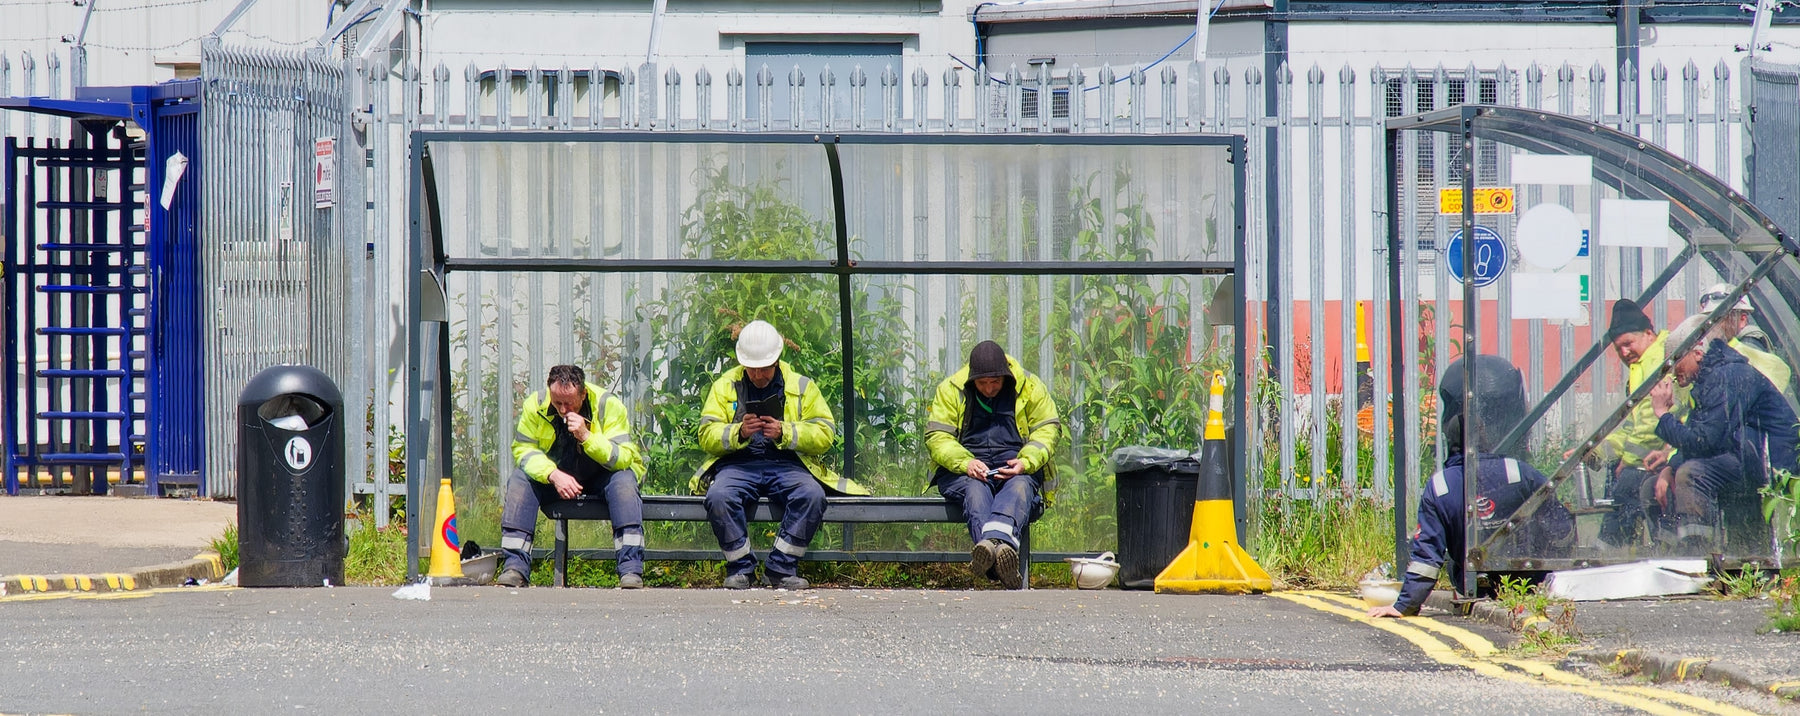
[703,460,826,579]
[500,467,645,576]
[936,470,1043,548]
[1642,454,1740,545]
[1599,463,1653,548]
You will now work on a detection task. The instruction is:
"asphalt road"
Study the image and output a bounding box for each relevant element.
[0,587,1767,715]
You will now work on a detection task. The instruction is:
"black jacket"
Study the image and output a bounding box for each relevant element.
[1655,338,1800,480]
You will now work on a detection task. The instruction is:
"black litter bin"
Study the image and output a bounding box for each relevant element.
[237,365,345,587]
[1113,447,1201,590]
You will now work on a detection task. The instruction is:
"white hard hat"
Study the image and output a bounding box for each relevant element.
[735,320,784,368]
[1698,283,1752,314]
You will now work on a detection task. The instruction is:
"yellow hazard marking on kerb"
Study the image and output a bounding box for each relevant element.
[76,575,92,591]
[101,574,137,590]
[1675,658,1711,681]
[1278,591,1752,716]
[196,552,225,577]
[29,576,49,592]
[1769,680,1800,693]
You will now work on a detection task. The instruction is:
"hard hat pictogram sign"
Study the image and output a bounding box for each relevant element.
[1438,187,1516,215]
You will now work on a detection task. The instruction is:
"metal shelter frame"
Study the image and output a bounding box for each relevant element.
[405,130,1250,575]
[1384,105,1800,594]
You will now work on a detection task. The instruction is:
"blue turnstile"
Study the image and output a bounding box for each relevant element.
[2,81,203,495]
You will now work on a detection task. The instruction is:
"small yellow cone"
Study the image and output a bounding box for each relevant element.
[427,478,464,579]
[1154,371,1272,594]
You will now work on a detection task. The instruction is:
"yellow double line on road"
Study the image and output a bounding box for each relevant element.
[1275,591,1755,716]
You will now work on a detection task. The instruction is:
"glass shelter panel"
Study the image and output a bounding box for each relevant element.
[833,141,1238,265]
[1387,107,1800,580]
[425,139,838,263]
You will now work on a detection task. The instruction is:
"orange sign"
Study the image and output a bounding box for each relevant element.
[1438,187,1515,214]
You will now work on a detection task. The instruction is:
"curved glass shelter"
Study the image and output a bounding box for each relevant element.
[1384,105,1800,594]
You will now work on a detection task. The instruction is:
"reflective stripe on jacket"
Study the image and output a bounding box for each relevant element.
[688,361,869,496]
[924,354,1061,502]
[511,382,646,483]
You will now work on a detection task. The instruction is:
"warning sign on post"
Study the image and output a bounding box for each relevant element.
[1438,187,1515,214]
[313,137,336,209]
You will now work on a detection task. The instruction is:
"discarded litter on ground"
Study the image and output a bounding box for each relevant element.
[1544,559,1710,601]
[391,581,431,601]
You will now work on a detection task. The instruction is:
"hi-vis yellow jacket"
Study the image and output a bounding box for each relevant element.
[924,355,1061,493]
[1602,331,1688,468]
[512,382,646,482]
[688,361,870,496]
[1729,338,1792,397]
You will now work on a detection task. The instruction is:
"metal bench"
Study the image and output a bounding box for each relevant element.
[540,494,1033,589]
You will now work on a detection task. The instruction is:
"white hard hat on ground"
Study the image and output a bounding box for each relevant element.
[1699,282,1753,314]
[736,320,784,368]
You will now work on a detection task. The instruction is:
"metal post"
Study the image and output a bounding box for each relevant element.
[1385,125,1408,580]
[1458,109,1478,599]
[824,140,855,484]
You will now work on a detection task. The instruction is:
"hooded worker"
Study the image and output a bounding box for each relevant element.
[1369,355,1574,617]
[690,320,868,590]
[1647,312,1798,553]
[925,340,1061,589]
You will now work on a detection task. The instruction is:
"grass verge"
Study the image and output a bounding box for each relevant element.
[1251,492,1393,590]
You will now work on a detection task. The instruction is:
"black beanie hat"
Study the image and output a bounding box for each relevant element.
[968,340,1010,379]
[1605,299,1654,341]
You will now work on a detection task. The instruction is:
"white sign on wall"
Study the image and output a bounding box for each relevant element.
[314,137,336,209]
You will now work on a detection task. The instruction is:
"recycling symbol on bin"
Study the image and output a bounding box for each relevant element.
[285,436,313,471]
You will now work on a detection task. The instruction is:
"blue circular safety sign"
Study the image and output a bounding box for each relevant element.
[1445,226,1509,288]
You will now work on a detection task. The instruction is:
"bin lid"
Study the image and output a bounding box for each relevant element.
[238,364,342,407]
[1110,446,1201,474]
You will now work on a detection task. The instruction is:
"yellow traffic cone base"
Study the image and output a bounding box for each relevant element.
[1152,499,1273,594]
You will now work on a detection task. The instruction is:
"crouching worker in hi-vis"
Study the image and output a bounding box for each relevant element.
[497,364,648,589]
[690,320,870,590]
[1368,355,1575,617]
[926,340,1060,590]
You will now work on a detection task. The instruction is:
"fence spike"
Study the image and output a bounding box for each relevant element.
[912,66,928,87]
[726,67,742,86]
[1651,61,1667,81]
[1683,60,1700,80]
[1588,61,1605,82]
[1339,63,1355,84]
[1526,62,1542,83]
[1308,63,1324,84]
[1714,59,1731,80]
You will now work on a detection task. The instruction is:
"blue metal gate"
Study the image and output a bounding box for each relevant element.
[2,81,203,495]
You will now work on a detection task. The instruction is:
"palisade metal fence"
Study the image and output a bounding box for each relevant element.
[344,53,1766,522]
[196,40,375,500]
[8,46,1791,530]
